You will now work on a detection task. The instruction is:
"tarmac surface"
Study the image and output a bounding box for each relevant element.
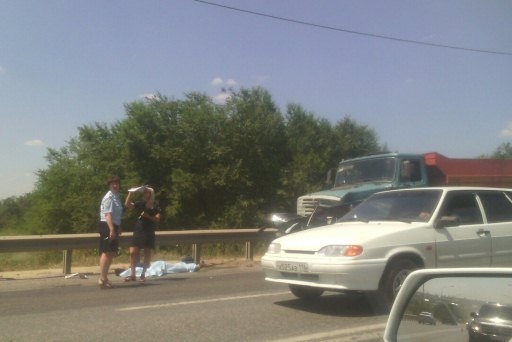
[0,257,258,292]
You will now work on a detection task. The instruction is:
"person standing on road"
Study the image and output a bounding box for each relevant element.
[98,175,123,289]
[124,185,161,282]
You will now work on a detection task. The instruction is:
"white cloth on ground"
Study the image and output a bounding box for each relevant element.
[119,260,198,278]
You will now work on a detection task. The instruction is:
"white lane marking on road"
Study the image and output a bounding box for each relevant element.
[266,322,387,342]
[116,291,291,312]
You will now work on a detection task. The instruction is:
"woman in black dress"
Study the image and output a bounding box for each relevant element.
[124,186,161,282]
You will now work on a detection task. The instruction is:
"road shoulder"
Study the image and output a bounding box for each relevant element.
[0,257,261,291]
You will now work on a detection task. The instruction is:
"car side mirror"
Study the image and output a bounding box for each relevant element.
[383,268,512,342]
[434,216,460,229]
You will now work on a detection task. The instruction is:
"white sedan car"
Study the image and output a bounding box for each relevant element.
[262,187,512,308]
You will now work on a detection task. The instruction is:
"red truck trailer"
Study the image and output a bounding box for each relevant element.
[424,152,512,187]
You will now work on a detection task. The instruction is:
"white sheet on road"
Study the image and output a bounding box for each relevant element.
[119,260,199,278]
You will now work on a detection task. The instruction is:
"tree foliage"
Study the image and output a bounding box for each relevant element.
[2,87,384,234]
[487,142,512,159]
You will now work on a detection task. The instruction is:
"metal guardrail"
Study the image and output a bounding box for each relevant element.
[0,228,278,274]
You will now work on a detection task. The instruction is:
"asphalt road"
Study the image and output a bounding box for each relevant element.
[397,321,470,342]
[0,262,389,341]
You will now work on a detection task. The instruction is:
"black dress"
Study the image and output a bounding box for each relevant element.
[130,201,161,249]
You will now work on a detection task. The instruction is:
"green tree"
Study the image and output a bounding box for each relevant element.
[0,195,32,234]
[280,104,334,210]
[331,116,381,161]
[488,142,512,159]
[150,92,228,228]
[23,123,127,234]
[218,87,287,227]
[118,94,181,228]
[119,92,231,228]
[4,86,385,235]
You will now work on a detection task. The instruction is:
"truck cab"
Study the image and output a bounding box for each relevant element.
[297,153,428,223]
[267,151,512,235]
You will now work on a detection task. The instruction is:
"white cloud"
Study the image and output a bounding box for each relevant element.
[24,139,45,147]
[211,77,224,86]
[213,92,231,104]
[225,79,237,87]
[210,77,238,104]
[140,93,158,100]
[211,77,237,88]
[500,122,512,137]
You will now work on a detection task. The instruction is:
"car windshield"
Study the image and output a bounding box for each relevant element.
[334,157,396,187]
[479,305,512,320]
[341,189,442,223]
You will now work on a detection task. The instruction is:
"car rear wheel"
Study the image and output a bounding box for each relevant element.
[289,285,324,300]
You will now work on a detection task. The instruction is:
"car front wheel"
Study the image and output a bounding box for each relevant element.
[289,285,324,300]
[379,259,420,309]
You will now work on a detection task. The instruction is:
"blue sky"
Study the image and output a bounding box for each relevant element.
[1,0,511,199]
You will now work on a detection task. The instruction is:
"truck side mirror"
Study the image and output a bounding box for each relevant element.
[326,168,336,187]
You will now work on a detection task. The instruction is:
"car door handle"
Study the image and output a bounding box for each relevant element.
[476,229,490,237]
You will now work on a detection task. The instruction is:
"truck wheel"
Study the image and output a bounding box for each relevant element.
[379,259,419,309]
[289,285,324,300]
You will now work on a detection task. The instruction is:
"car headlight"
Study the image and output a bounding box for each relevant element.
[470,322,481,332]
[267,243,281,254]
[317,245,363,257]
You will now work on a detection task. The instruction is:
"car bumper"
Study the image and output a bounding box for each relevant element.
[468,331,512,342]
[261,255,386,291]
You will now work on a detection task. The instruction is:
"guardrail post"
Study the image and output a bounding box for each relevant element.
[192,243,201,264]
[63,249,72,274]
[245,241,253,261]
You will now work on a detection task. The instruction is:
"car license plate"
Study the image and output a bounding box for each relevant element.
[276,262,309,273]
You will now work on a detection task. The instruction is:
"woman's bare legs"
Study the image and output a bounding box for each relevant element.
[99,251,115,288]
[128,246,140,279]
[140,248,152,281]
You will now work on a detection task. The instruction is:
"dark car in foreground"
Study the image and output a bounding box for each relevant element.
[467,303,512,342]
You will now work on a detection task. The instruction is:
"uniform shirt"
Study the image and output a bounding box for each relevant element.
[100,190,123,225]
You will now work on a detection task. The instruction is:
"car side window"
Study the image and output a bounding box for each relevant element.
[478,191,512,223]
[439,192,483,225]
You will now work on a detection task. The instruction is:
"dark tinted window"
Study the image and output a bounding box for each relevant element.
[479,304,512,320]
[478,191,512,223]
[439,192,483,225]
[400,159,422,183]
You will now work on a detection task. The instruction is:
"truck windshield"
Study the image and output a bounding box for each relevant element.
[334,157,396,187]
[341,189,442,223]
